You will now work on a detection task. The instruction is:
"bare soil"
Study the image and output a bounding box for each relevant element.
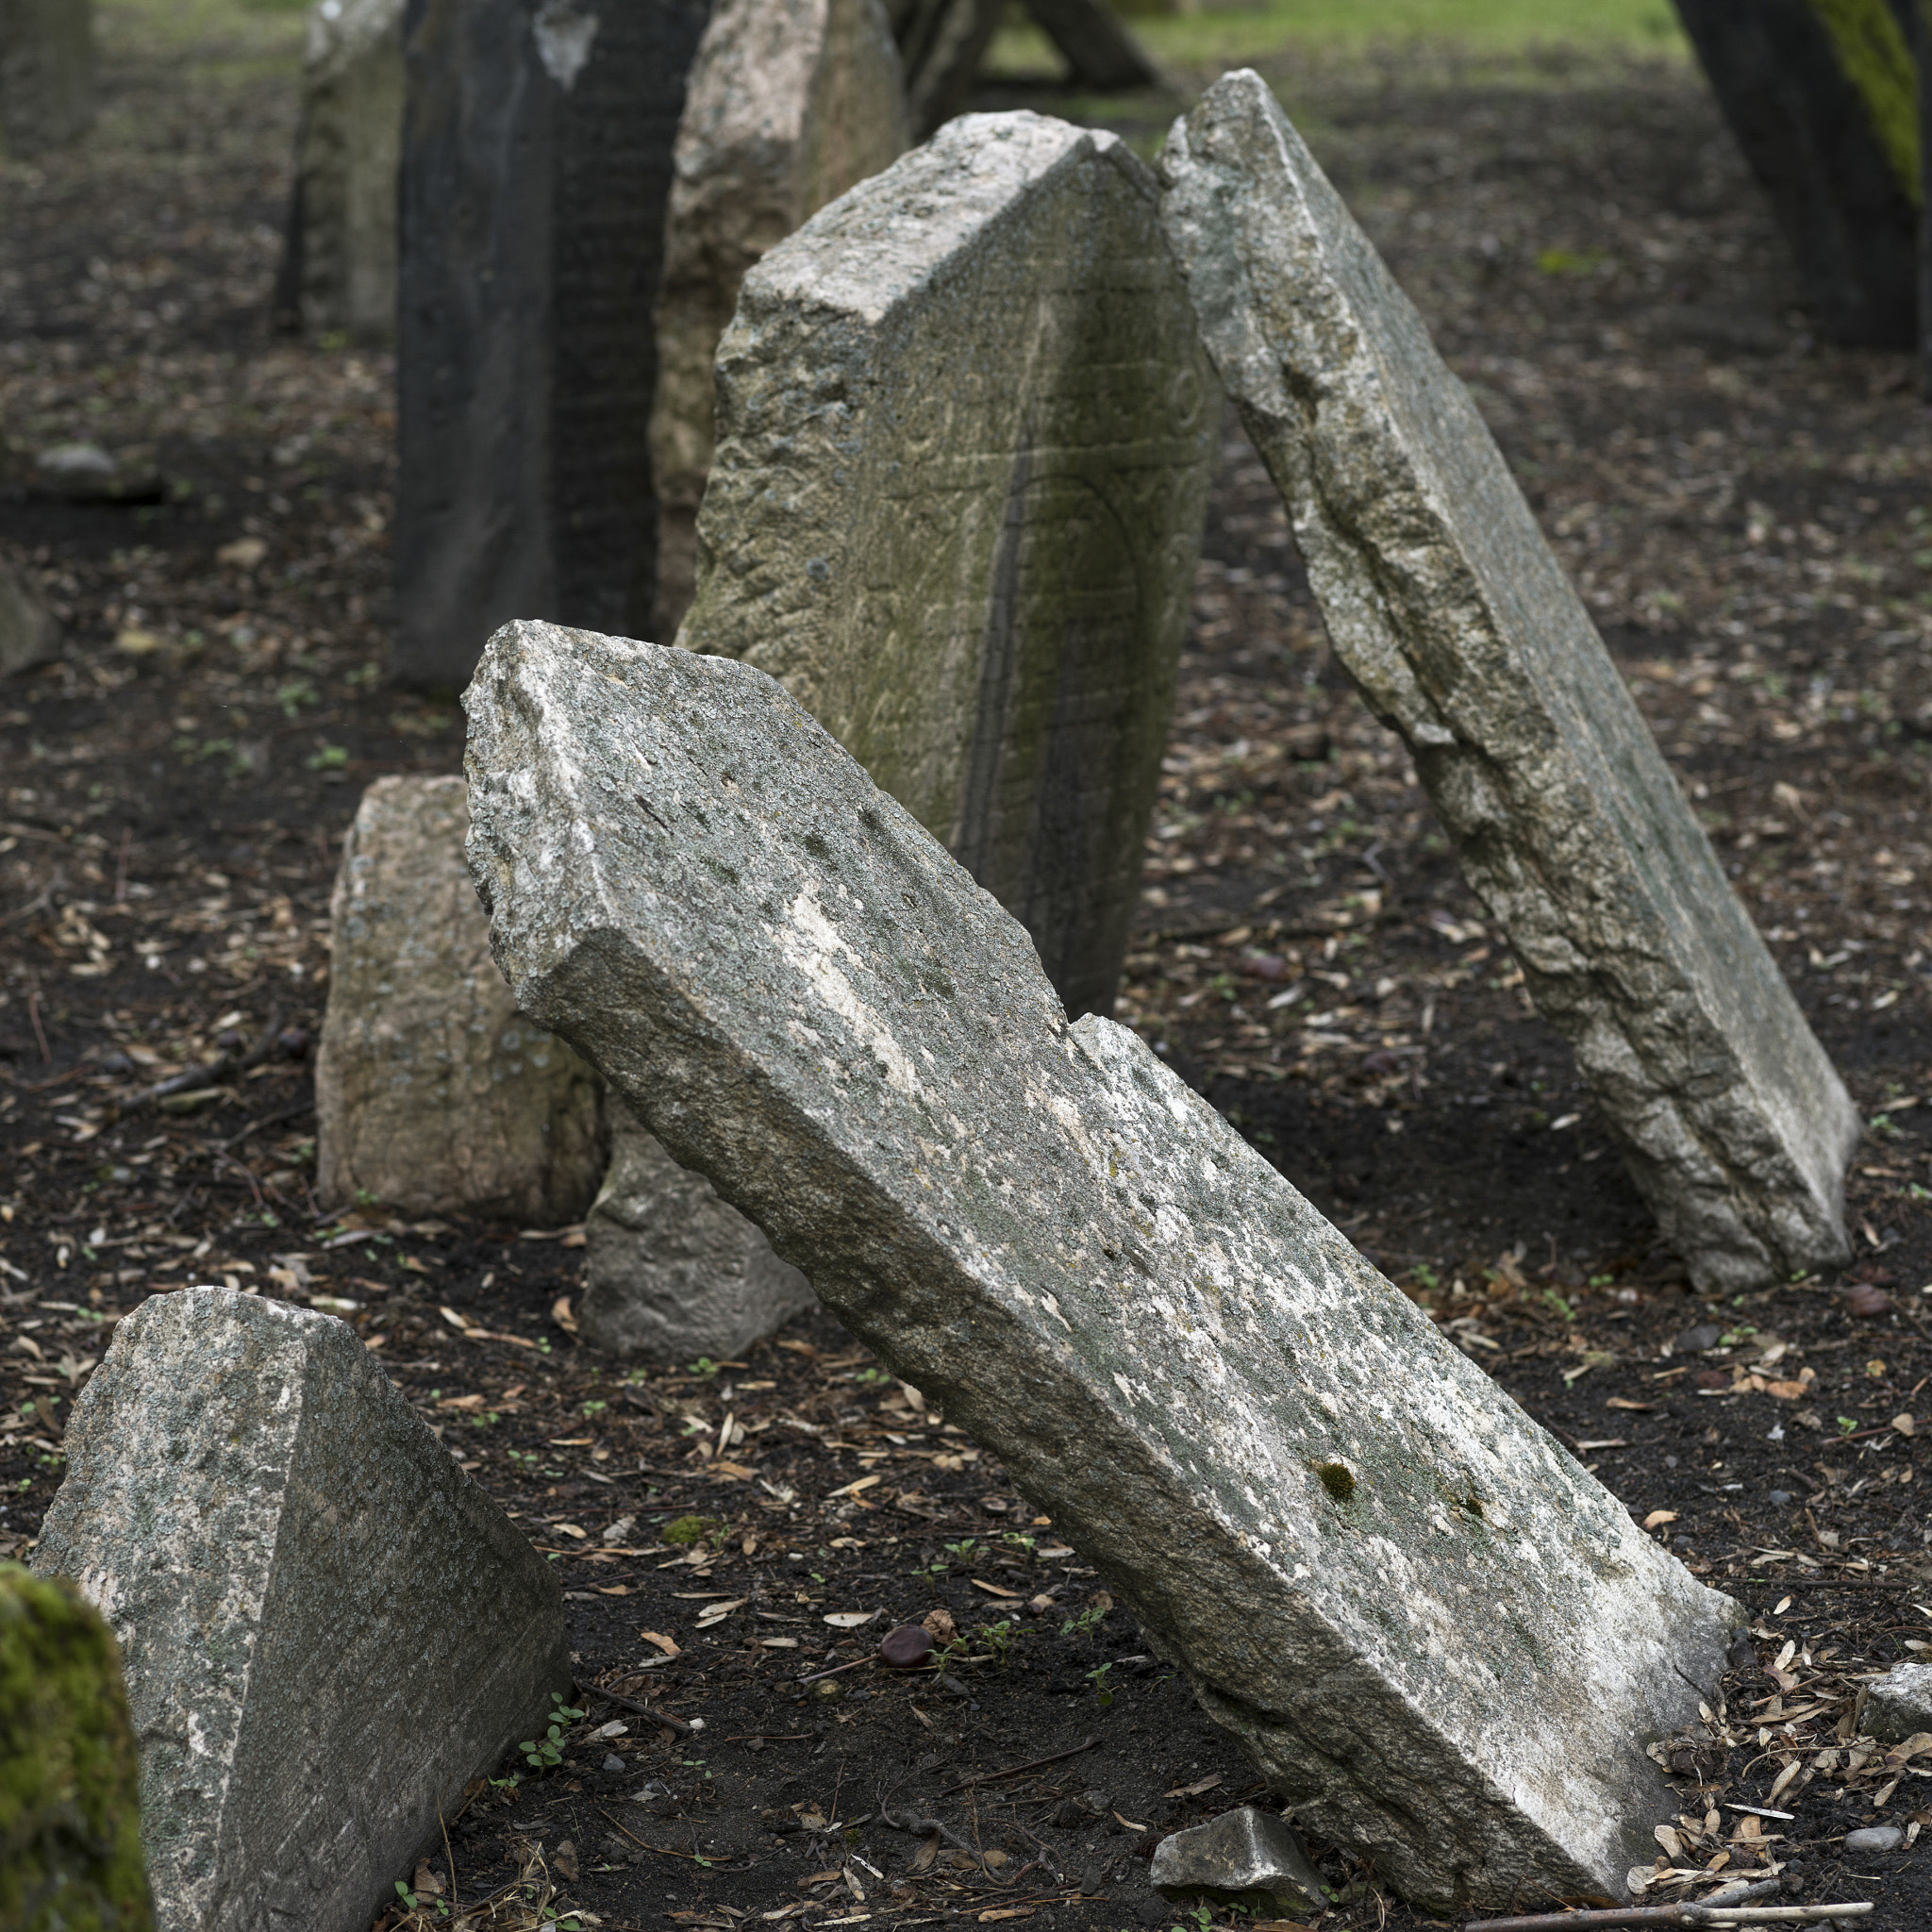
[1,17,1929,1932]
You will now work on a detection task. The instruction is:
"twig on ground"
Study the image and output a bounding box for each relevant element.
[583,1684,694,1738]
[1458,1880,1874,1930]
[942,1737,1098,1794]
[877,1802,1010,1881]
[141,1007,284,1106]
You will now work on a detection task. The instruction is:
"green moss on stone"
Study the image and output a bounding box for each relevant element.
[1807,0,1922,204]
[0,1563,153,1931]
[1314,1461,1357,1504]
[660,1514,710,1546]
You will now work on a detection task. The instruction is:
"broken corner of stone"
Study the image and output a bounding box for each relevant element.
[1157,69,1859,1294]
[459,616,1745,1912]
[32,1287,570,1932]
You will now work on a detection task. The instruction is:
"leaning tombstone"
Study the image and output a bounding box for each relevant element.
[0,0,94,157]
[1160,71,1859,1292]
[0,1564,154,1931]
[1672,0,1918,349]
[464,617,1746,1912]
[678,111,1218,1019]
[316,774,606,1222]
[273,0,405,343]
[649,0,909,639]
[393,0,710,690]
[34,1288,570,1932]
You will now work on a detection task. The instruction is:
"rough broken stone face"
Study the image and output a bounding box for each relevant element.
[1149,1807,1323,1918]
[0,0,94,158]
[462,618,1744,1911]
[648,0,908,639]
[277,0,403,344]
[33,1288,569,1932]
[679,111,1216,1019]
[1863,1661,1932,1744]
[1159,71,1859,1293]
[582,1109,816,1362]
[1,552,58,677]
[316,775,605,1222]
[393,0,710,691]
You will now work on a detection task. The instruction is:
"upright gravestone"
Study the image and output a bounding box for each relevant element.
[1672,0,1919,348]
[274,0,406,344]
[35,1288,570,1932]
[1159,71,1859,1293]
[393,0,711,691]
[0,0,93,157]
[678,112,1217,1018]
[649,0,909,640]
[463,618,1744,1912]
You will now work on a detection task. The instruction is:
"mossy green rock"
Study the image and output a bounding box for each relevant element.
[0,1563,153,1932]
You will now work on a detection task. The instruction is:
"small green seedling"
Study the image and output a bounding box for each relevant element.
[1087,1661,1115,1708]
[1060,1603,1107,1640]
[520,1691,585,1772]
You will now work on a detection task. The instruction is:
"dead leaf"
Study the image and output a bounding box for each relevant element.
[412,1861,445,1896]
[1607,1397,1655,1412]
[1643,1509,1679,1530]
[1893,1413,1917,1438]
[1166,1774,1224,1798]
[970,1578,1024,1599]
[823,1609,878,1629]
[553,1839,578,1881]
[552,1294,578,1336]
[640,1630,682,1657]
[910,1836,939,1874]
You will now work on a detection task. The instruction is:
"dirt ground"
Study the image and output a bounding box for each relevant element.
[2,12,1929,1931]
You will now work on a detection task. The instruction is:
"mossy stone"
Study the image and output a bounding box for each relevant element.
[0,1562,153,1931]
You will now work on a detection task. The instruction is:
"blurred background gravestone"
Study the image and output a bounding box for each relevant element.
[0,553,58,678]
[1673,0,1919,348]
[273,0,406,344]
[392,0,710,691]
[649,0,910,640]
[0,0,94,158]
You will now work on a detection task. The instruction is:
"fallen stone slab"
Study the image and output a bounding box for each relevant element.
[0,552,58,677]
[33,1287,570,1932]
[0,1563,154,1930]
[1159,71,1860,1292]
[0,0,94,157]
[393,0,710,690]
[316,775,606,1221]
[462,617,1744,1911]
[582,1110,816,1362]
[1863,1661,1932,1744]
[1149,1807,1323,1919]
[649,0,908,639]
[679,110,1217,1018]
[1673,0,1917,350]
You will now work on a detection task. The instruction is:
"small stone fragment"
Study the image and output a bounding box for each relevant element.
[1842,1824,1905,1854]
[1862,1662,1932,1744]
[1674,1324,1723,1354]
[33,1287,570,1932]
[1844,1283,1893,1318]
[602,1753,627,1774]
[1150,1807,1324,1919]
[316,775,606,1221]
[0,553,58,678]
[1159,71,1859,1291]
[0,1563,154,1931]
[0,0,94,157]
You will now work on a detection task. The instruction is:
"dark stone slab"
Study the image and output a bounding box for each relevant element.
[0,0,94,157]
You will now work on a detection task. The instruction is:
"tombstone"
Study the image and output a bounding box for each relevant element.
[35,1288,570,1932]
[273,0,406,344]
[462,616,1745,1912]
[649,0,909,640]
[0,1564,154,1930]
[1919,1,1932,397]
[1160,72,1859,1293]
[0,552,58,677]
[678,112,1218,1019]
[315,775,606,1222]
[0,0,94,158]
[392,0,711,691]
[1672,0,1918,349]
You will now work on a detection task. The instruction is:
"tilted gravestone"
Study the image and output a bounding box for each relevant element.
[0,0,94,157]
[393,0,710,691]
[1160,71,1859,1293]
[0,1564,154,1930]
[34,1288,570,1932]
[649,0,909,640]
[1672,0,1919,349]
[316,775,606,1222]
[678,112,1217,1018]
[463,617,1744,1912]
[274,0,405,344]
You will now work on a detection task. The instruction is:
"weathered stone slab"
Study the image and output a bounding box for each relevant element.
[0,0,94,158]
[393,0,710,691]
[1673,0,1918,349]
[1,552,58,678]
[582,1109,816,1361]
[275,0,405,344]
[33,1287,570,1932]
[462,617,1744,1911]
[316,775,606,1221]
[1149,1807,1323,1919]
[0,1563,154,1930]
[1159,71,1859,1292]
[1864,1660,1932,1743]
[678,112,1217,1018]
[649,0,908,640]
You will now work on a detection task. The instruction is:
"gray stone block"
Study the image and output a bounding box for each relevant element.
[316,775,606,1222]
[678,111,1217,1019]
[1149,1807,1324,1918]
[461,617,1744,1911]
[393,0,710,691]
[649,0,908,640]
[1159,71,1859,1292]
[33,1287,569,1932]
[583,1109,816,1362]
[0,553,58,678]
[0,0,93,157]
[1864,1660,1932,1743]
